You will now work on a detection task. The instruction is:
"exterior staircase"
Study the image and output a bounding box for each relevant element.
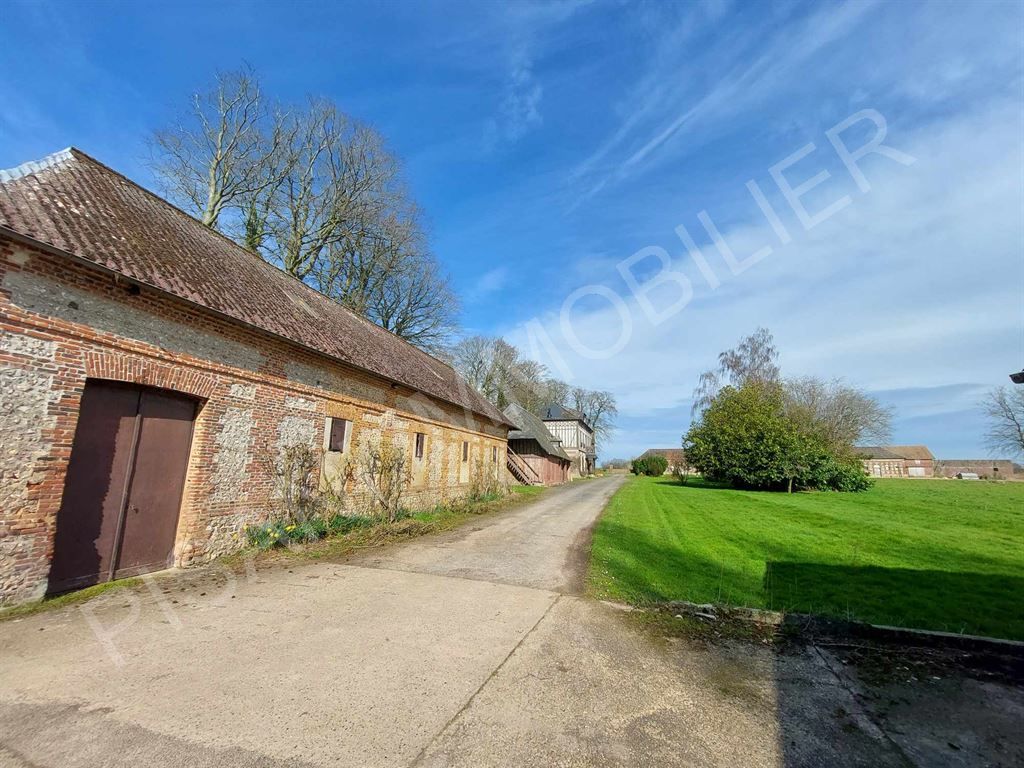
[507,446,543,486]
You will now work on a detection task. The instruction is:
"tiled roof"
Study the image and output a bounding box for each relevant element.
[854,445,934,461]
[0,148,510,427]
[888,445,935,461]
[853,446,901,459]
[504,403,570,460]
[640,448,687,464]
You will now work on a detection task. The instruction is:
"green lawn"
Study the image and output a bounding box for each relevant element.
[589,476,1024,640]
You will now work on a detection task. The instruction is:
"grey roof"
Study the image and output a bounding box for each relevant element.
[504,403,570,460]
[541,403,593,431]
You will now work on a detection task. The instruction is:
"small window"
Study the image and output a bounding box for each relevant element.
[415,432,425,459]
[492,446,498,463]
[328,418,349,453]
[462,441,469,462]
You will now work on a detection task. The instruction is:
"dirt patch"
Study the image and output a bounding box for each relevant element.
[563,518,599,595]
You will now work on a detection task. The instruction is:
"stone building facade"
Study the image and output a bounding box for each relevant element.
[0,149,510,605]
[854,445,935,478]
[934,460,1018,480]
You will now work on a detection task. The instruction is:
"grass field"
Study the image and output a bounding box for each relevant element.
[589,476,1024,640]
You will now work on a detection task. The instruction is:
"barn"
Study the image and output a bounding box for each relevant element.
[0,148,512,605]
[504,402,571,486]
[854,445,936,478]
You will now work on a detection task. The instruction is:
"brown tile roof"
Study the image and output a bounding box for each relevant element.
[640,448,688,464]
[888,445,935,461]
[854,445,934,461]
[0,148,510,427]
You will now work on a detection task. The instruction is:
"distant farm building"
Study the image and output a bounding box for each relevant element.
[504,403,570,486]
[854,446,935,478]
[935,459,1018,480]
[638,448,691,475]
[542,404,596,478]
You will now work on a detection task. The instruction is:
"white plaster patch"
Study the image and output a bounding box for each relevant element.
[7,248,30,267]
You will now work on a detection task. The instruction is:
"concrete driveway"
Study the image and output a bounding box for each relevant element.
[1,476,1020,767]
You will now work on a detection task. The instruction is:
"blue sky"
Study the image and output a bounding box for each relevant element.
[1,0,1021,461]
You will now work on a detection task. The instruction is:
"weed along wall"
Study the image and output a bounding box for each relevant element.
[0,235,508,605]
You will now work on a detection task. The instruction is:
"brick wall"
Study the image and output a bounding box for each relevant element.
[935,460,1017,479]
[0,235,508,604]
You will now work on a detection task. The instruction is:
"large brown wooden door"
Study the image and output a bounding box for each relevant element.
[48,381,197,594]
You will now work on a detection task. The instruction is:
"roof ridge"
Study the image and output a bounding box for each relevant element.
[0,147,75,182]
[55,148,462,379]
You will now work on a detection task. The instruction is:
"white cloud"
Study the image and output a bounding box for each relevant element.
[505,96,1024,459]
[467,266,511,302]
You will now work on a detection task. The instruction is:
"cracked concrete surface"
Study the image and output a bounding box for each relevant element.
[1,476,1020,767]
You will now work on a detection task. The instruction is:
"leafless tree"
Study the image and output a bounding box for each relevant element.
[570,387,618,447]
[451,336,499,395]
[450,337,545,408]
[257,102,399,279]
[449,336,618,446]
[982,386,1024,458]
[150,66,290,229]
[783,376,892,452]
[693,327,780,414]
[316,203,458,352]
[151,72,460,350]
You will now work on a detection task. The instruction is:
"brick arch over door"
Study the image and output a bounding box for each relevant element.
[82,350,217,400]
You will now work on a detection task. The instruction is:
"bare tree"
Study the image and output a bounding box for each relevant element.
[150,66,289,229]
[570,387,618,447]
[152,72,460,350]
[784,377,892,452]
[255,101,399,279]
[451,336,499,395]
[450,337,547,408]
[982,386,1024,458]
[317,203,458,352]
[354,433,408,522]
[448,336,617,445]
[693,327,780,414]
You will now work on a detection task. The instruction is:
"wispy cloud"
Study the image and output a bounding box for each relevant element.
[481,0,591,148]
[466,266,511,303]
[487,45,544,145]
[509,91,1023,458]
[568,1,881,202]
